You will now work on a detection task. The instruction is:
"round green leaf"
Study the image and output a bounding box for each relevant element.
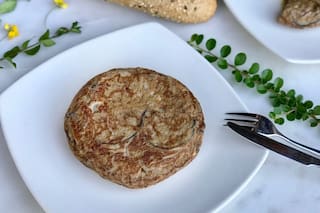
[265,83,274,89]
[270,97,281,107]
[275,117,285,125]
[190,34,198,42]
[204,55,217,63]
[274,77,284,90]
[217,59,228,69]
[261,69,273,83]
[205,38,216,51]
[288,98,296,107]
[234,52,247,66]
[313,105,320,115]
[302,113,309,121]
[220,45,231,58]
[310,119,318,127]
[296,95,303,103]
[282,105,290,112]
[244,78,255,88]
[233,70,242,82]
[195,34,204,45]
[257,84,267,94]
[286,111,296,121]
[287,89,295,97]
[269,111,276,119]
[304,100,313,109]
[249,63,259,74]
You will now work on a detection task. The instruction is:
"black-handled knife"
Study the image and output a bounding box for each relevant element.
[226,121,320,166]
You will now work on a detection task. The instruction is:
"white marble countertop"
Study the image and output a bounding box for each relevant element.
[1,0,320,212]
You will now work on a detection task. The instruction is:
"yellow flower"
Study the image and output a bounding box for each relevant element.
[54,0,68,9]
[4,24,19,40]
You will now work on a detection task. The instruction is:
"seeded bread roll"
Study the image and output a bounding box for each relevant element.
[64,68,205,188]
[106,0,217,23]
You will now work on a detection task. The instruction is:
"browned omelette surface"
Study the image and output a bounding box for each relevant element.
[278,0,320,28]
[64,67,205,188]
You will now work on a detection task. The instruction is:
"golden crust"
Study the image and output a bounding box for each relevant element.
[106,0,217,23]
[64,67,205,188]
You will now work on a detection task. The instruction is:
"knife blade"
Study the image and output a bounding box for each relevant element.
[226,121,320,166]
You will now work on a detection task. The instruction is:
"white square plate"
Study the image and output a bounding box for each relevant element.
[224,0,320,64]
[0,22,267,212]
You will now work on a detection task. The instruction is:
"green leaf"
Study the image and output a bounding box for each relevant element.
[233,70,242,82]
[287,89,295,97]
[310,119,318,127]
[270,97,281,107]
[190,34,198,42]
[0,0,17,14]
[24,45,41,56]
[274,77,284,90]
[304,100,313,109]
[288,97,296,107]
[286,111,296,121]
[71,21,79,29]
[313,105,320,115]
[217,59,228,69]
[197,49,203,54]
[297,104,307,114]
[265,82,274,90]
[234,52,247,66]
[3,46,20,59]
[302,113,309,121]
[4,57,16,68]
[39,30,50,41]
[55,27,69,36]
[257,84,267,94]
[282,105,291,112]
[244,78,255,88]
[204,55,217,63]
[41,39,56,47]
[205,39,216,51]
[220,45,231,58]
[249,63,259,74]
[252,74,261,82]
[273,106,282,114]
[296,95,303,103]
[71,28,81,33]
[195,34,204,45]
[261,69,273,83]
[21,40,30,50]
[275,117,285,125]
[269,111,276,119]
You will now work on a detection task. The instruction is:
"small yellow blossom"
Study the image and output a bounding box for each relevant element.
[4,24,19,40]
[54,0,68,9]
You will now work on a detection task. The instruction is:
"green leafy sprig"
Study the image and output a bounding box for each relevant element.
[0,0,17,14]
[188,34,320,127]
[0,21,81,69]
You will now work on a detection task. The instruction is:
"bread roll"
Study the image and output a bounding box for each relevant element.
[106,0,217,23]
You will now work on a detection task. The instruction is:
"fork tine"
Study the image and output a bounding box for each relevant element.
[225,121,255,132]
[226,112,259,118]
[224,118,256,124]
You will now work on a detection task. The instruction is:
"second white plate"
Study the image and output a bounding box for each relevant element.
[0,22,267,212]
[224,0,320,64]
